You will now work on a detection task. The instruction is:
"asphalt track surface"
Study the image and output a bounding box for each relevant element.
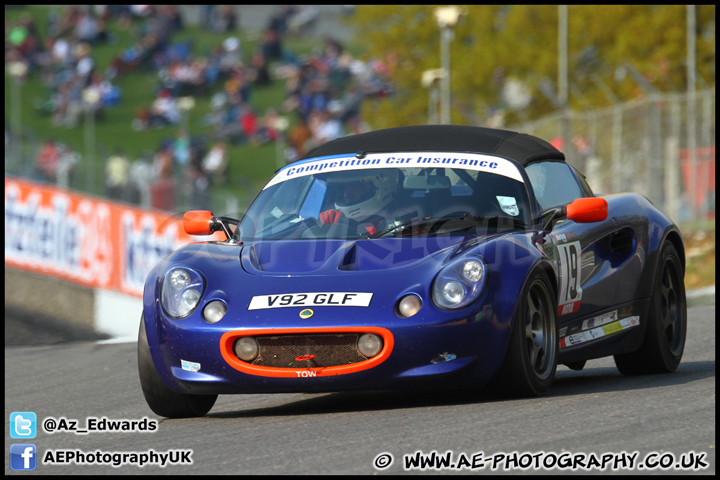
[4,305,715,475]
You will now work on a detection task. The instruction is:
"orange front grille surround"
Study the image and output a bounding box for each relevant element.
[220,327,394,378]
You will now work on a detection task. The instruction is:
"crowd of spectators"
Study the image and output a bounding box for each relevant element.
[100,133,225,212]
[6,7,125,129]
[200,7,395,163]
[6,6,396,212]
[32,138,79,188]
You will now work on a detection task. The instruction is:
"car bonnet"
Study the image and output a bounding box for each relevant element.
[240,236,468,275]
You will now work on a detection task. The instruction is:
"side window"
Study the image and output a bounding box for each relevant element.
[570,165,595,197]
[526,161,585,211]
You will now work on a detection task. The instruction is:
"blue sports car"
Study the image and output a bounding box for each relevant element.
[138,125,687,418]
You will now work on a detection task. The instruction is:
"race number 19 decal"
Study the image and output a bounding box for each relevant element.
[557,241,582,315]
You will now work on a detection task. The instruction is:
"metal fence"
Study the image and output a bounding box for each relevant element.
[508,88,715,224]
[4,127,252,217]
[6,88,715,223]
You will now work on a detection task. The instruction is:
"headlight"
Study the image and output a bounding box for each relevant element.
[432,257,487,309]
[162,266,205,318]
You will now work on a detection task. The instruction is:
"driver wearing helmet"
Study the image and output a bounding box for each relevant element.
[319,169,398,235]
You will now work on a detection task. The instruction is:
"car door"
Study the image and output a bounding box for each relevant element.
[526,161,616,325]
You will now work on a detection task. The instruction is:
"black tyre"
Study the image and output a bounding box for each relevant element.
[493,270,558,397]
[614,242,687,375]
[138,317,217,418]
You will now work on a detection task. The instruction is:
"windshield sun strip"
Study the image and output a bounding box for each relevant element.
[265,151,525,190]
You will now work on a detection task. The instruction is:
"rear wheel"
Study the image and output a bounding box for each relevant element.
[614,242,686,375]
[138,317,217,418]
[493,271,558,396]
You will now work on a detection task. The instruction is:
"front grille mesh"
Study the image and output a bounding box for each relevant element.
[249,334,367,368]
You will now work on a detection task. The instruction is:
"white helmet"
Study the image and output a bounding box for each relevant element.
[334,169,398,221]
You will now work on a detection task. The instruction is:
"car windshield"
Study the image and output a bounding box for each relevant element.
[237,152,532,241]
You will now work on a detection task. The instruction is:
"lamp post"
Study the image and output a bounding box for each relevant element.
[177,96,196,135]
[8,61,28,169]
[82,87,101,193]
[434,6,464,125]
[558,5,576,170]
[686,4,698,220]
[176,96,196,211]
[272,116,290,169]
[422,69,445,124]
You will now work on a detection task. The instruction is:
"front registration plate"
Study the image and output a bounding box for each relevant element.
[248,292,373,310]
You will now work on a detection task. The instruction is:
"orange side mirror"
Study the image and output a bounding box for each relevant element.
[566,197,608,223]
[183,210,215,235]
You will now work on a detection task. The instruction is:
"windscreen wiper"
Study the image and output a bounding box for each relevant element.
[365,216,445,239]
[366,213,525,239]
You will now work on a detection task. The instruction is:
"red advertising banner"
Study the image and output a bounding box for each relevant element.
[5,176,223,297]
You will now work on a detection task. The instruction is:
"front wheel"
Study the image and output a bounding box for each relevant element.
[614,242,687,375]
[492,270,558,397]
[138,317,217,418]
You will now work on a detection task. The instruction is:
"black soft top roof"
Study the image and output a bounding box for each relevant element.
[300,125,564,167]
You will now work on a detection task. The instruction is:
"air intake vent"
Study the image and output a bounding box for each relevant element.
[609,228,634,253]
[251,334,367,368]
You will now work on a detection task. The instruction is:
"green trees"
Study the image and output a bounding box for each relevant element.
[350,5,715,129]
